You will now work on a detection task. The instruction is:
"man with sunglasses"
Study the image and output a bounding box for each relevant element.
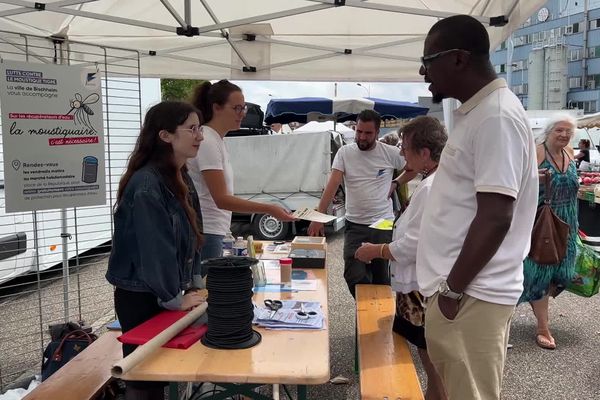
[415,15,538,400]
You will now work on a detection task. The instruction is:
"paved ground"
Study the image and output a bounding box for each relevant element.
[318,231,600,400]
[1,229,599,399]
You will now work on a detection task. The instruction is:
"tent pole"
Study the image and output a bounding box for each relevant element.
[185,0,191,25]
[159,0,187,27]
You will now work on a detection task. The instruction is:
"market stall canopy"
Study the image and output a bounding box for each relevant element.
[0,0,546,81]
[294,120,354,134]
[577,112,600,129]
[264,97,428,124]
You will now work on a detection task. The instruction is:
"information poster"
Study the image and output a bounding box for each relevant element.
[0,60,106,212]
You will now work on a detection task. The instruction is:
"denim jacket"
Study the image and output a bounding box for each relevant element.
[106,164,203,310]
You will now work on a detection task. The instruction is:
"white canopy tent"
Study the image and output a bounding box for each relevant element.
[0,0,546,81]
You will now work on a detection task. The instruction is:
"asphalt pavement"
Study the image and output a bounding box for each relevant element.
[0,229,598,399]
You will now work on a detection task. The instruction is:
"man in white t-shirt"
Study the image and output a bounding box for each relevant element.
[416,15,538,400]
[308,110,406,297]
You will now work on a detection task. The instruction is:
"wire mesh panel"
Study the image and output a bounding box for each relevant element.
[0,32,142,390]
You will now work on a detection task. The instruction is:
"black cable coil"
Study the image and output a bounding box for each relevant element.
[200,256,262,349]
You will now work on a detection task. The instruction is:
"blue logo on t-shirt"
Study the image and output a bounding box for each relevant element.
[376,169,385,177]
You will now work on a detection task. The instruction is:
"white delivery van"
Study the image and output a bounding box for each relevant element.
[225,130,346,240]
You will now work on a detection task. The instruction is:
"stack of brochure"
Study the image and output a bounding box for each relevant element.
[253,300,324,330]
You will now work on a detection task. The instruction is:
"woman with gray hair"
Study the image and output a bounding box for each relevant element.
[519,113,579,350]
[355,115,448,400]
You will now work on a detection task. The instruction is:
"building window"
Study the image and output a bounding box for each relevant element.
[572,22,581,33]
[587,75,600,89]
[588,46,600,58]
[591,19,600,30]
[512,60,527,70]
[512,84,529,95]
[573,101,597,113]
[514,36,525,46]
[570,49,582,61]
[494,64,506,73]
[569,77,582,88]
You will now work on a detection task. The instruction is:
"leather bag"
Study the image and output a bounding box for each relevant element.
[528,170,570,265]
[41,329,97,381]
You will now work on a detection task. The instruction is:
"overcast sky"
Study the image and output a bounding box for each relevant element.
[141,79,431,114]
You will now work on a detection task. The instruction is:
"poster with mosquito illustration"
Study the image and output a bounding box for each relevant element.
[0,60,106,212]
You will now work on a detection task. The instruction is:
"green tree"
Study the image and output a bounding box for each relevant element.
[160,78,205,101]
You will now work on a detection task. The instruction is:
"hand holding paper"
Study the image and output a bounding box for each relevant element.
[292,208,336,223]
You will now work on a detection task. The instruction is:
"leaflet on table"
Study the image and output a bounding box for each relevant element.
[292,208,336,223]
[253,307,324,330]
[263,243,291,254]
[254,300,321,311]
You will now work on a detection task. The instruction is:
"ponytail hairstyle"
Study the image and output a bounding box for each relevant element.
[190,79,242,123]
[117,101,203,248]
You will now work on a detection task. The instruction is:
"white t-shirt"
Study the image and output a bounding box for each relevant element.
[187,126,234,236]
[416,79,538,305]
[331,141,405,225]
[389,173,434,294]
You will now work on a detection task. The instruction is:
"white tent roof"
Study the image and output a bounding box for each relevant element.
[294,120,354,133]
[0,0,546,81]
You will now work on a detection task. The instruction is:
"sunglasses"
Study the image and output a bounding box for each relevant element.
[420,48,471,69]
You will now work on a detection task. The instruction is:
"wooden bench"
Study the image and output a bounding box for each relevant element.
[23,330,122,400]
[356,284,424,400]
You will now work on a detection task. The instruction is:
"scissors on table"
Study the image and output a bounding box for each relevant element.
[296,303,318,320]
[264,299,283,319]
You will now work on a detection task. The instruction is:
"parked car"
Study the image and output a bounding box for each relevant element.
[226,129,346,240]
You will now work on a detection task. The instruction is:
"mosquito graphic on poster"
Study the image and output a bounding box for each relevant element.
[66,92,100,132]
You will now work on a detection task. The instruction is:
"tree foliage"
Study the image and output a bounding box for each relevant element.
[160,79,205,101]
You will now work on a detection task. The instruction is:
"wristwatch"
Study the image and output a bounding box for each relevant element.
[439,280,463,301]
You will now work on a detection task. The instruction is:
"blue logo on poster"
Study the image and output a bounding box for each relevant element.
[82,156,98,183]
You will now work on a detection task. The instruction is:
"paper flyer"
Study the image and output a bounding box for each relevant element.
[368,218,394,230]
[292,207,336,223]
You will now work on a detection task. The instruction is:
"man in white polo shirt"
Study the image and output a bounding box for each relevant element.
[308,110,407,298]
[416,15,538,400]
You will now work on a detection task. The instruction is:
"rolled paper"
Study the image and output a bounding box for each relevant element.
[111,302,208,378]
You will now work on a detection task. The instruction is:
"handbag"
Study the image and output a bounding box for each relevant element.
[41,328,97,381]
[528,170,570,265]
[567,234,600,297]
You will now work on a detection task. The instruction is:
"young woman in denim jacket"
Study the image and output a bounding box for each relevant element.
[106,101,204,400]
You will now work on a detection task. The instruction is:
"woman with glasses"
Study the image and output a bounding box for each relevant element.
[106,101,206,400]
[188,80,295,269]
[355,116,448,400]
[519,114,579,350]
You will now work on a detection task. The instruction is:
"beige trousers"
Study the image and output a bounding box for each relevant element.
[425,293,514,400]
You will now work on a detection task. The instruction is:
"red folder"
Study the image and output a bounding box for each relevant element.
[117,310,207,349]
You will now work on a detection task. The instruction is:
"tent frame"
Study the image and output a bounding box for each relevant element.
[0,0,511,77]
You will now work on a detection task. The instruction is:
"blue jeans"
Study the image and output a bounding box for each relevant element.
[200,234,224,276]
